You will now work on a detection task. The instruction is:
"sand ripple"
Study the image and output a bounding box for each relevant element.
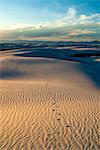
[0,81,99,150]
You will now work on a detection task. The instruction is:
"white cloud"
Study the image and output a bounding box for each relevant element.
[67,7,76,18]
[69,30,96,36]
[0,6,100,41]
[1,7,99,31]
[79,13,100,26]
[80,13,100,20]
[0,23,34,31]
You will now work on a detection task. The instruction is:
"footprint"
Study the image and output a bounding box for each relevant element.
[52,109,55,111]
[58,132,60,134]
[57,118,61,121]
[66,125,70,127]
[58,113,61,115]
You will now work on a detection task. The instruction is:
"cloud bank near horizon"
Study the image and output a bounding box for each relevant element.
[0,7,100,41]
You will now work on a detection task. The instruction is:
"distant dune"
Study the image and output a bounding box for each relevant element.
[0,44,99,149]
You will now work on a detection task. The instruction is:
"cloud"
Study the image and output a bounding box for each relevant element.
[79,13,100,25]
[80,13,100,20]
[0,6,100,41]
[67,7,76,17]
[69,30,96,36]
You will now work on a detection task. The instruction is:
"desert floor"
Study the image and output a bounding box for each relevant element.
[0,47,99,150]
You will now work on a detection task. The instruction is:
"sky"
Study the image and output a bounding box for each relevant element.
[0,0,100,41]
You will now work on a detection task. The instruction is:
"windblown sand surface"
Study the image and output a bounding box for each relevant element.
[0,48,100,150]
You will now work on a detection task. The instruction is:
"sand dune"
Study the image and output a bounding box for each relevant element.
[0,47,99,149]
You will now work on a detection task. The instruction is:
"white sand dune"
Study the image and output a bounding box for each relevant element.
[0,48,99,150]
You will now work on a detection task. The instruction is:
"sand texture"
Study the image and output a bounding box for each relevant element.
[0,46,100,150]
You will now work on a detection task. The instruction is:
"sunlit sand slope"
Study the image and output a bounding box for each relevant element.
[0,50,99,149]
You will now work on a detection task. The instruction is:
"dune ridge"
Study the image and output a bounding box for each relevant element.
[0,46,100,149]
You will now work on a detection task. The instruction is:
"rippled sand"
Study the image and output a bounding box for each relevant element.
[0,50,99,150]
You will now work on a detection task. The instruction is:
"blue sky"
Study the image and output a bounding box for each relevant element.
[0,0,100,41]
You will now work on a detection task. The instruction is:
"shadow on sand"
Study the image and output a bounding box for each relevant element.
[1,47,100,88]
[0,69,27,79]
[14,48,100,88]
